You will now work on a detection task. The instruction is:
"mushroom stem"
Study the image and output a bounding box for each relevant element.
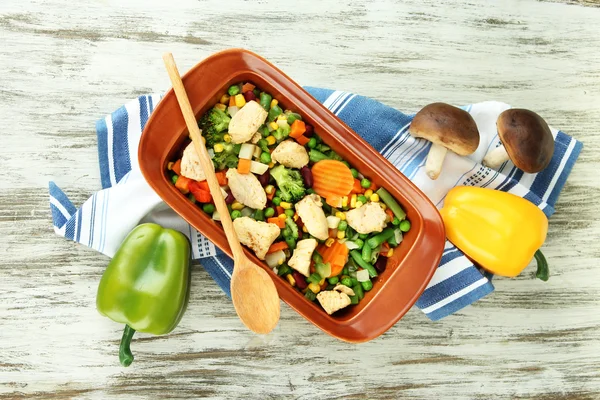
[425,143,448,180]
[483,145,510,170]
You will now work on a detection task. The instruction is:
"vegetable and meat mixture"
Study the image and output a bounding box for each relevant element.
[167,82,411,315]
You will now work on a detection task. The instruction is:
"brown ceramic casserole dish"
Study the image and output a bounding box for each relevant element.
[138,49,445,342]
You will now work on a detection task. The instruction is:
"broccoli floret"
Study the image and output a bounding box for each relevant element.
[273,125,290,142]
[199,108,231,147]
[327,150,344,161]
[212,142,239,170]
[270,165,306,203]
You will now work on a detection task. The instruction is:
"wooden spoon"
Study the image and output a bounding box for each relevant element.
[163,53,280,334]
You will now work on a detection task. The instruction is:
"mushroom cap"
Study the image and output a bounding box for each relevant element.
[409,102,480,156]
[497,109,554,173]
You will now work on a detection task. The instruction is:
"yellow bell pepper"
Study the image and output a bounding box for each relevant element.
[440,186,549,281]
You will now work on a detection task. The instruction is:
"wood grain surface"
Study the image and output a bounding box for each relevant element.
[1,0,599,399]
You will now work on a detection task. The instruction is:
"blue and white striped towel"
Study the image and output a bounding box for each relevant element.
[49,88,582,321]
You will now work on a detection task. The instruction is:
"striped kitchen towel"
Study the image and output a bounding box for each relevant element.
[49,88,582,321]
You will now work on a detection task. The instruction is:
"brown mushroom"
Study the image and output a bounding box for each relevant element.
[483,109,554,173]
[408,102,480,180]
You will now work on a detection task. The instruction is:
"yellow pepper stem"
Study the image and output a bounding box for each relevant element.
[534,250,549,282]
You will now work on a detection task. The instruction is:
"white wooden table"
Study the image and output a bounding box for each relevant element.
[1,0,599,398]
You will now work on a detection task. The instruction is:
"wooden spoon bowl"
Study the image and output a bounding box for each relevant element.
[162,53,280,334]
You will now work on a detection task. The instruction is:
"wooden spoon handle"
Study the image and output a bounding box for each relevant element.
[163,53,245,261]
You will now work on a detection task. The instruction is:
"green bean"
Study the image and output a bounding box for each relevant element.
[257,138,270,153]
[361,280,373,291]
[306,188,315,195]
[268,104,283,122]
[353,239,364,249]
[350,277,359,287]
[361,243,372,263]
[305,290,317,301]
[367,228,395,249]
[359,233,368,240]
[260,152,272,164]
[287,112,302,125]
[308,273,321,285]
[376,187,406,220]
[312,250,323,264]
[309,149,329,163]
[349,295,359,305]
[277,264,291,276]
[353,284,364,301]
[340,276,353,287]
[285,236,296,250]
[341,266,349,276]
[316,144,330,153]
[253,209,264,221]
[350,250,378,278]
[259,92,272,110]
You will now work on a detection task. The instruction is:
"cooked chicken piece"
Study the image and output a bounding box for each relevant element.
[251,131,262,144]
[288,238,318,277]
[345,202,387,234]
[179,142,206,181]
[333,284,355,297]
[233,217,280,260]
[228,101,268,144]
[295,194,328,241]
[317,290,352,315]
[271,140,309,169]
[226,169,267,210]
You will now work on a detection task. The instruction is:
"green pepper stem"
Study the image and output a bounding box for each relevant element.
[534,249,549,282]
[119,325,136,367]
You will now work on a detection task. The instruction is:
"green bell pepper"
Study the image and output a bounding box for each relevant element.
[96,223,190,367]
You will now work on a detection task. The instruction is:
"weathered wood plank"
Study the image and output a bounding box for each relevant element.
[1,0,599,398]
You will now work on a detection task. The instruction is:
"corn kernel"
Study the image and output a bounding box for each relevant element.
[220,94,230,104]
[325,238,335,247]
[213,143,224,153]
[231,201,244,210]
[278,214,287,220]
[167,161,174,170]
[335,211,346,220]
[280,202,292,210]
[341,196,348,208]
[319,278,326,285]
[277,114,287,122]
[234,94,246,108]
[293,213,299,221]
[286,274,296,287]
[214,103,226,112]
[266,135,276,145]
[269,122,279,131]
[355,201,363,208]
[364,189,374,198]
[270,99,278,108]
[278,257,285,265]
[387,248,394,258]
[308,283,321,294]
[370,193,380,202]
[337,230,345,239]
[350,194,357,208]
[269,162,275,168]
[380,203,387,211]
[302,225,308,233]
[223,134,232,143]
[265,185,275,195]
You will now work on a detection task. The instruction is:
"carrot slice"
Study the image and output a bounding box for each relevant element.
[295,135,310,146]
[229,96,236,107]
[267,241,288,254]
[215,170,228,186]
[276,206,284,216]
[317,241,349,277]
[175,175,191,194]
[237,158,252,174]
[351,179,363,194]
[311,160,354,199]
[241,83,256,93]
[267,217,286,229]
[369,181,378,191]
[171,159,182,176]
[289,120,306,139]
[266,190,275,201]
[326,196,343,208]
